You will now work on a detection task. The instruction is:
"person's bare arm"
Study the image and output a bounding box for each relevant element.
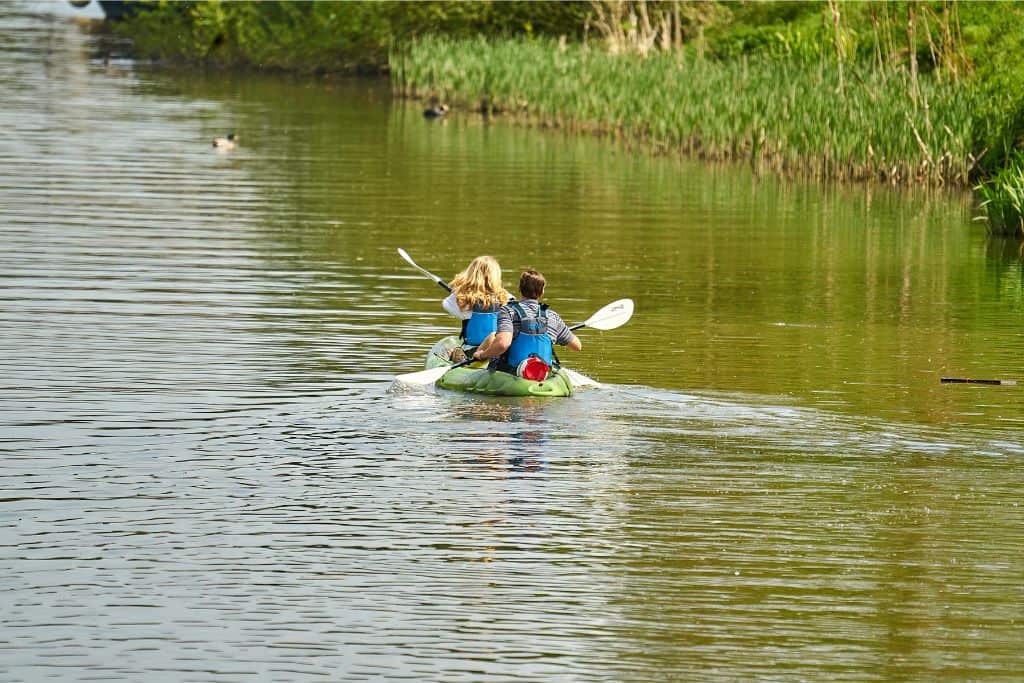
[474,331,511,360]
[553,313,581,352]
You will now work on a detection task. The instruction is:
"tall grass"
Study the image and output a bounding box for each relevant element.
[976,152,1024,237]
[393,35,983,187]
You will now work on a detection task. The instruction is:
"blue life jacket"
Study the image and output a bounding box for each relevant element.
[505,302,553,368]
[463,302,500,345]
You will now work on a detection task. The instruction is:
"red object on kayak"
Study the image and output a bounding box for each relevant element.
[517,357,550,381]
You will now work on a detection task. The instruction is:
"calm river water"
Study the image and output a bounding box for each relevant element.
[2,6,1023,682]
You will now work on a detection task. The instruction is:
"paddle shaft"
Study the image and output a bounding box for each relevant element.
[397,248,452,293]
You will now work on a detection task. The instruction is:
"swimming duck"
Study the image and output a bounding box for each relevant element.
[212,133,237,150]
[423,104,449,119]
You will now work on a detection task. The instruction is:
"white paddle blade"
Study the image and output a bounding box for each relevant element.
[397,247,418,269]
[562,367,602,389]
[397,247,433,278]
[397,247,451,292]
[393,365,450,386]
[582,298,634,331]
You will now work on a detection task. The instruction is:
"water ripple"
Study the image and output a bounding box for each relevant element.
[1,6,1023,682]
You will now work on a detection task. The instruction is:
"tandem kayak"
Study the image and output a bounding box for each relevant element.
[425,336,574,397]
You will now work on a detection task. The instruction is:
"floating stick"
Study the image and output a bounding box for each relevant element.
[940,377,1017,386]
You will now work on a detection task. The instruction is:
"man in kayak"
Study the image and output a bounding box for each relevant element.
[472,269,581,381]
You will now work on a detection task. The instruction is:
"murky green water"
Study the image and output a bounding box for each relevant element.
[2,7,1022,681]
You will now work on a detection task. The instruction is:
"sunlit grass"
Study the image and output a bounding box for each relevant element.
[976,152,1024,236]
[393,35,983,186]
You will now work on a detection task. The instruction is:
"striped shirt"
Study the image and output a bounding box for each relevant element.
[496,299,575,346]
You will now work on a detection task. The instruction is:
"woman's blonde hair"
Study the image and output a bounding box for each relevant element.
[449,255,510,310]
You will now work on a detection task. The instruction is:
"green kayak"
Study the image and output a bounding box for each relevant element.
[425,336,574,397]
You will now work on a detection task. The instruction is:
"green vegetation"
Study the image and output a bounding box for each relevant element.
[115,1,587,73]
[394,35,981,186]
[114,1,1024,234]
[976,153,1024,237]
[116,1,391,72]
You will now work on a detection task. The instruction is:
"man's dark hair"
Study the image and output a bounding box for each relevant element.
[519,270,546,299]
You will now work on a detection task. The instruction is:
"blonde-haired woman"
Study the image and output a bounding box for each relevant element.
[442,255,512,361]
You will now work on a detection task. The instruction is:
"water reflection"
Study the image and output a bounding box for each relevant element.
[983,236,1024,309]
[2,7,1023,683]
[137,60,1020,425]
[444,399,553,472]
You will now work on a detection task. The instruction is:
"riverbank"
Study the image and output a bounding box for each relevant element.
[111,1,587,75]
[111,1,1024,236]
[394,35,981,187]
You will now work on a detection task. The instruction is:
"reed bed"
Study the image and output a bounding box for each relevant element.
[393,35,984,187]
[976,152,1024,237]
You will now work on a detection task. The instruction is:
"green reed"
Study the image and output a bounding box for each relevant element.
[976,152,1024,236]
[393,35,982,187]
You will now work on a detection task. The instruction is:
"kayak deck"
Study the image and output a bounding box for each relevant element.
[425,336,574,397]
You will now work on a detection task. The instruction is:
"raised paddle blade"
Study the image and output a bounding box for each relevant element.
[570,298,634,331]
[397,248,452,293]
[396,247,419,270]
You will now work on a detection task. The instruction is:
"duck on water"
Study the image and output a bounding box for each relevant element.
[423,104,449,119]
[212,133,237,150]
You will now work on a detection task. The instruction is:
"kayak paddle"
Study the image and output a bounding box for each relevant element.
[397,248,452,293]
[394,357,474,386]
[557,299,633,388]
[393,298,634,387]
[568,298,634,332]
[561,367,601,389]
[393,354,600,389]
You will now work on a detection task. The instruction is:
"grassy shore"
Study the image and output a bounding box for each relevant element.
[111,1,1024,236]
[395,35,987,187]
[976,152,1024,236]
